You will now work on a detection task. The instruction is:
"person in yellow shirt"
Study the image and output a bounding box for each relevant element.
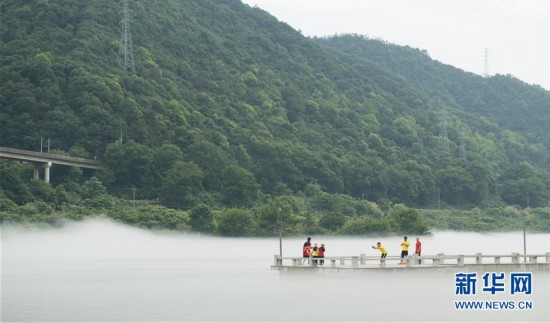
[311,243,320,265]
[400,236,409,264]
[371,242,388,264]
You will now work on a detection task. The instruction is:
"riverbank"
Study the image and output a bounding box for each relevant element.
[424,207,550,232]
[1,197,549,236]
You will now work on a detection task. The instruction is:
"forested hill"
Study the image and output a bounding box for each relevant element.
[317,35,550,149]
[1,0,549,219]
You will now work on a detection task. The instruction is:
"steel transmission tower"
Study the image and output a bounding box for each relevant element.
[120,0,135,74]
[437,108,450,156]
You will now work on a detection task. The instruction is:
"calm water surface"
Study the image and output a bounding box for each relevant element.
[1,219,549,322]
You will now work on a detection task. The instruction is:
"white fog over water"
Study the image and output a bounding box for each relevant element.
[1,218,549,322]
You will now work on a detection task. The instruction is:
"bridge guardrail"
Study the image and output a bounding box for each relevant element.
[273,252,550,269]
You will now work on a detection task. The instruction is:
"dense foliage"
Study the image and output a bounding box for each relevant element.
[1,0,549,235]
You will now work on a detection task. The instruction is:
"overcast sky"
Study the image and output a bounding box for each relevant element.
[241,0,550,90]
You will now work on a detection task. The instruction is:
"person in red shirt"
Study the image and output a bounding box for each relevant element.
[318,243,326,265]
[415,237,422,264]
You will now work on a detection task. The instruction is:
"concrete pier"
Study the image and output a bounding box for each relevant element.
[272,252,550,273]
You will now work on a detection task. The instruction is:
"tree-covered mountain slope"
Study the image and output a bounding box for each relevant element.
[317,35,550,150]
[1,0,549,221]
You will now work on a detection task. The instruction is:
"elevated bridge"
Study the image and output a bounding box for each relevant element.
[0,146,101,183]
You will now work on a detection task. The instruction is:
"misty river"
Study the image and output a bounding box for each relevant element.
[2,218,549,322]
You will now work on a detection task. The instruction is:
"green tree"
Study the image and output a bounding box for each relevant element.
[498,163,550,207]
[160,161,203,209]
[385,205,429,235]
[341,154,389,200]
[0,192,18,212]
[189,204,214,233]
[319,212,346,231]
[385,116,419,147]
[79,177,107,199]
[28,179,56,203]
[0,163,34,204]
[221,164,260,207]
[435,166,476,206]
[340,216,390,235]
[187,140,231,191]
[500,178,548,208]
[104,140,154,190]
[217,208,256,236]
[153,143,184,174]
[387,161,435,206]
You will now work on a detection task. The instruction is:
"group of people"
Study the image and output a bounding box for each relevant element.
[301,236,421,266]
[372,236,422,264]
[302,237,326,265]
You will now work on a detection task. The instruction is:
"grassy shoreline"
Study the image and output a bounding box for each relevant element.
[1,197,549,235]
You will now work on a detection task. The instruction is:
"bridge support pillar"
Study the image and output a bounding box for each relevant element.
[32,162,52,183]
[44,162,51,183]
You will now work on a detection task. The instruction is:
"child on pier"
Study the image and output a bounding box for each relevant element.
[312,244,319,265]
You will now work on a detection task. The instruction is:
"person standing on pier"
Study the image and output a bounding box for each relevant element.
[372,242,387,263]
[312,243,319,265]
[415,237,422,264]
[303,237,312,264]
[303,237,311,250]
[400,236,409,265]
[318,243,325,265]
